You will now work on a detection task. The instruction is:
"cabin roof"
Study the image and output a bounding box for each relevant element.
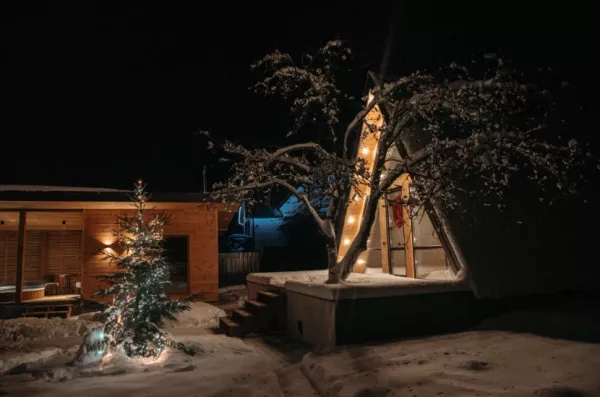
[0,185,210,203]
[0,185,239,231]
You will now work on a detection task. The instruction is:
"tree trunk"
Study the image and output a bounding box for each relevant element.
[338,193,381,280]
[320,219,342,284]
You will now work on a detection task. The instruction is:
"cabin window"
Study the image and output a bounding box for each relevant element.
[384,180,448,279]
[163,236,189,293]
[410,208,447,278]
[386,190,408,276]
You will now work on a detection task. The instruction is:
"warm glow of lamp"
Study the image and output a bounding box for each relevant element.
[347,216,356,224]
[104,240,113,246]
[357,259,365,265]
[343,238,350,246]
[361,147,369,156]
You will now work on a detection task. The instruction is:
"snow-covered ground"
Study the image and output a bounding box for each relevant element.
[302,330,600,397]
[1,296,599,396]
[0,301,287,397]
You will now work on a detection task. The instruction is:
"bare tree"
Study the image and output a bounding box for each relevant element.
[204,41,594,283]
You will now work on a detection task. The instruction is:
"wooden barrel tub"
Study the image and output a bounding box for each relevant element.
[0,283,47,303]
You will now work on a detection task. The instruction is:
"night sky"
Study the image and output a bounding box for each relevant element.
[2,1,598,192]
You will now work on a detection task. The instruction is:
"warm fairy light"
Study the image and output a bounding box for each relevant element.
[361,147,369,156]
[343,238,350,246]
[347,216,356,224]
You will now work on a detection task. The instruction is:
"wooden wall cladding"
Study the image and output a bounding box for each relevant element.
[82,208,219,301]
[0,230,82,284]
[0,211,83,231]
[0,207,219,302]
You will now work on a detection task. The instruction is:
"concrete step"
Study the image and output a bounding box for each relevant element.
[232,309,257,330]
[244,300,270,328]
[257,290,282,304]
[245,299,268,315]
[219,316,246,338]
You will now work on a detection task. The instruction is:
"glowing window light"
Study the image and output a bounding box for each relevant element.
[343,238,350,246]
[347,216,356,224]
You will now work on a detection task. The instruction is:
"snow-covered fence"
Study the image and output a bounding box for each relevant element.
[218,252,260,286]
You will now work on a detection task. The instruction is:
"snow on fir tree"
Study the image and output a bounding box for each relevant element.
[74,181,194,365]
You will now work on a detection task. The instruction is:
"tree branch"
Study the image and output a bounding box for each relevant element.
[216,178,327,235]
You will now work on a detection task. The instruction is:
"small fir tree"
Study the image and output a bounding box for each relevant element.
[93,181,193,358]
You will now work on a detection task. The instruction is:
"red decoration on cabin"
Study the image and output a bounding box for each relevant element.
[392,201,404,228]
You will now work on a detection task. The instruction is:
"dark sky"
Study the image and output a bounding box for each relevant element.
[1,1,598,192]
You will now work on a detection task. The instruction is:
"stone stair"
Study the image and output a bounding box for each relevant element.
[219,290,285,338]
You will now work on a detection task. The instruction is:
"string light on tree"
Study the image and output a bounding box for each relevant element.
[85,181,196,361]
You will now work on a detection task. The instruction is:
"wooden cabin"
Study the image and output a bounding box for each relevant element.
[0,186,237,304]
[337,85,600,299]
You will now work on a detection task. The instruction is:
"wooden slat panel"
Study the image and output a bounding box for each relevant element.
[45,231,82,276]
[24,231,42,281]
[219,252,260,277]
[0,232,18,283]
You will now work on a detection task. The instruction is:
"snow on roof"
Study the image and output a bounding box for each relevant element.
[0,185,129,193]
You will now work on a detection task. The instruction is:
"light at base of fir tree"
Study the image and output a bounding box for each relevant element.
[92,181,195,359]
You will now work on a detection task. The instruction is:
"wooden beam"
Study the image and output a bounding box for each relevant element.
[80,209,85,293]
[0,209,83,212]
[15,210,26,304]
[401,179,416,278]
[39,232,47,279]
[0,202,226,210]
[2,236,8,283]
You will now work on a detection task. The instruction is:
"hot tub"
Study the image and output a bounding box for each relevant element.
[0,282,51,302]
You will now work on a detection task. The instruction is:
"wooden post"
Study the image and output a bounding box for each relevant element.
[3,236,8,283]
[403,207,415,278]
[401,180,416,278]
[80,209,85,296]
[39,232,47,279]
[378,196,390,274]
[15,211,27,304]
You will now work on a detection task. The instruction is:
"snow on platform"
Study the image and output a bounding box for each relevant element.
[247,269,470,300]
